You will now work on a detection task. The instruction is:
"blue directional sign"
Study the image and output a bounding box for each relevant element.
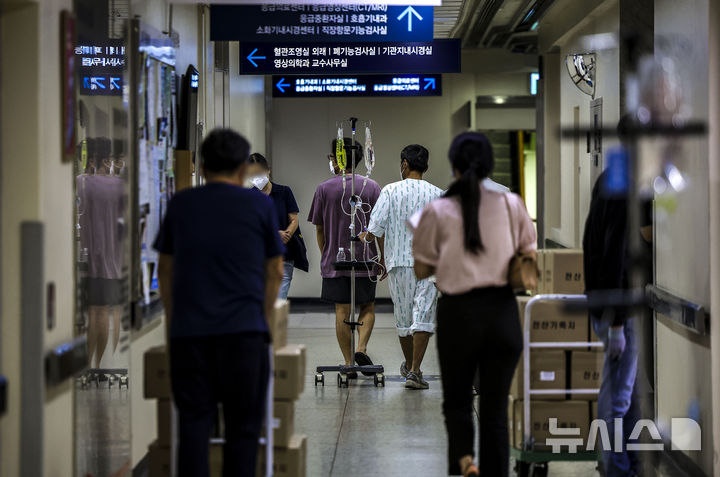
[272,74,442,98]
[210,4,433,42]
[239,40,461,75]
[80,74,123,96]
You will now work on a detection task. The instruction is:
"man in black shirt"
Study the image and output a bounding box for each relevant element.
[583,118,652,477]
[155,129,285,477]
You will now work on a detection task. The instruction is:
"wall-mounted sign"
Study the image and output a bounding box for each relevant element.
[240,39,461,75]
[80,74,123,96]
[211,4,433,42]
[272,74,442,97]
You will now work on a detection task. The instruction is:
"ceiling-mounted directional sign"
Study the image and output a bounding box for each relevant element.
[239,39,461,75]
[211,4,433,42]
[272,74,442,97]
[185,1,441,4]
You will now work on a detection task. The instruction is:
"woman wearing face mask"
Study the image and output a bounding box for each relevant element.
[246,153,309,299]
[412,132,536,477]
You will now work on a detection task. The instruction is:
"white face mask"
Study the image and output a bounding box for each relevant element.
[250,174,270,190]
[329,160,336,175]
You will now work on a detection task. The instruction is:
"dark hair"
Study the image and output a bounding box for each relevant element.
[331,137,364,169]
[201,129,251,174]
[85,138,97,158]
[445,132,495,253]
[95,137,112,160]
[247,153,270,170]
[401,144,429,173]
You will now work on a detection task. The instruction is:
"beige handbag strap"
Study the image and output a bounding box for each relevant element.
[503,193,517,252]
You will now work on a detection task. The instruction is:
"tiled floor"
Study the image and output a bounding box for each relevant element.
[289,311,600,477]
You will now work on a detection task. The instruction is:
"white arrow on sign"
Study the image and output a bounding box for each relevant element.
[397,6,423,32]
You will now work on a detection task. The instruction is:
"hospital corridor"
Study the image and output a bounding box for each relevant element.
[1,0,720,477]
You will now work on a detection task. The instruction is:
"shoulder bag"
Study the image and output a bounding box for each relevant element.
[504,193,539,291]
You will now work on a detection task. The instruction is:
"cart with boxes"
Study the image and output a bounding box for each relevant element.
[144,299,308,477]
[508,249,604,477]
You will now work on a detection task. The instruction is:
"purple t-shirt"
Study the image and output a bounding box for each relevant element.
[308,175,381,278]
[77,174,127,280]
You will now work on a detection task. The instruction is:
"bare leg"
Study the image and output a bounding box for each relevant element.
[410,332,432,374]
[111,305,122,353]
[335,304,352,365]
[356,303,375,355]
[94,306,110,367]
[399,336,414,369]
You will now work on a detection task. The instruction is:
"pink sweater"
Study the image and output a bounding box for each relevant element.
[412,184,536,295]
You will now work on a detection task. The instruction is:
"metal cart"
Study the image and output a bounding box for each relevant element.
[513,294,603,477]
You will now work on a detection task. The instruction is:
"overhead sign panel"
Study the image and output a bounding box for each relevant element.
[75,43,125,96]
[240,40,461,75]
[272,74,442,97]
[181,1,441,5]
[80,74,123,96]
[211,5,433,42]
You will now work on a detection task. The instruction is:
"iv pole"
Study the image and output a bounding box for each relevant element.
[315,117,385,388]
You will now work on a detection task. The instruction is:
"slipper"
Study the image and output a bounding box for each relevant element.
[354,351,376,376]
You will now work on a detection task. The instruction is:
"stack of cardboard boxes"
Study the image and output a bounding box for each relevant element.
[258,299,308,477]
[144,344,173,477]
[509,249,604,450]
[143,299,308,477]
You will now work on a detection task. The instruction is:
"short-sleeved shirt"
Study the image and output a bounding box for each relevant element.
[153,182,285,338]
[366,179,443,272]
[308,174,381,278]
[412,183,537,295]
[269,182,300,261]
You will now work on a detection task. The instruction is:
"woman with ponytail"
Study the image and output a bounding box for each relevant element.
[412,132,537,477]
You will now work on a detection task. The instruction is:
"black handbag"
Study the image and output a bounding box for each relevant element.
[287,225,309,273]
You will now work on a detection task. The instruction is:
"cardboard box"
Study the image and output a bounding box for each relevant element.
[570,351,603,400]
[511,400,590,451]
[535,250,547,294]
[543,249,584,294]
[517,297,588,343]
[509,350,566,400]
[274,345,306,400]
[261,399,296,448]
[144,346,171,399]
[257,434,307,477]
[270,299,289,348]
[157,399,172,446]
[148,440,171,477]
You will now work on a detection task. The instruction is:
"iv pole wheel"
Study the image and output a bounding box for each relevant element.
[374,373,385,387]
[315,373,325,387]
[337,373,349,388]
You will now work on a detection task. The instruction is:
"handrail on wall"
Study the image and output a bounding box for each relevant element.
[646,284,710,336]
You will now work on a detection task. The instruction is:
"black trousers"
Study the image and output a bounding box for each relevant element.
[170,332,269,477]
[437,286,522,476]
